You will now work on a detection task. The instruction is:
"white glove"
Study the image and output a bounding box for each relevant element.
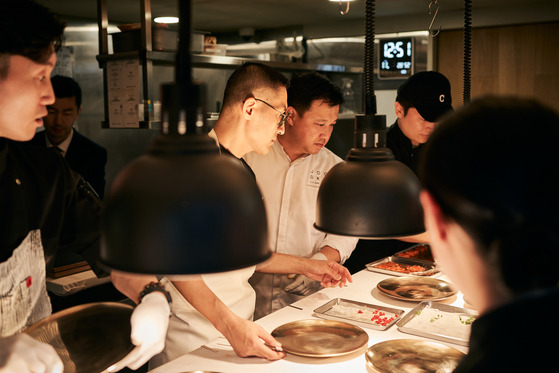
[0,333,63,373]
[102,291,170,372]
[285,252,327,295]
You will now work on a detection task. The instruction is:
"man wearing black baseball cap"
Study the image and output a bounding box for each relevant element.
[343,71,451,275]
[387,71,453,174]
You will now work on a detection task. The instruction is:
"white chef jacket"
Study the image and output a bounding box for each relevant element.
[149,267,256,368]
[244,141,358,319]
[150,129,258,368]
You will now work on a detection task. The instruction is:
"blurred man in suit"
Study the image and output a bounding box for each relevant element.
[27,75,107,198]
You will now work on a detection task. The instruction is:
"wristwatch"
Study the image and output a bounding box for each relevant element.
[138,281,172,304]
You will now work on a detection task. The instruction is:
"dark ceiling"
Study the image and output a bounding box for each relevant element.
[38,0,559,40]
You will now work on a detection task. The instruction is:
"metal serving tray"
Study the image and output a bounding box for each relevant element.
[394,243,434,262]
[366,256,439,277]
[397,301,478,346]
[313,298,404,331]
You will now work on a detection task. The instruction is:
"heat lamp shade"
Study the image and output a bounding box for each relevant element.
[101,138,271,274]
[315,148,425,238]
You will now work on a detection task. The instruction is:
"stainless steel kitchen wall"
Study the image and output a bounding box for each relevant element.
[58,21,159,199]
[56,20,428,197]
[57,21,234,198]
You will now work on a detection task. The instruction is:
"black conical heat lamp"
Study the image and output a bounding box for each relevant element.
[315,0,424,237]
[101,0,270,274]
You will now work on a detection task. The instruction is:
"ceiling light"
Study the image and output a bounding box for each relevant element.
[154,16,179,24]
[329,0,354,14]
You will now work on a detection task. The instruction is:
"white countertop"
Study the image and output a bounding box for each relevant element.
[149,269,471,373]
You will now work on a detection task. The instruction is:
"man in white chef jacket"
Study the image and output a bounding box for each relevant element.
[245,72,359,319]
[150,63,352,368]
[0,1,170,372]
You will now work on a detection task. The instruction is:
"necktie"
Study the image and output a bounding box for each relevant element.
[52,146,64,157]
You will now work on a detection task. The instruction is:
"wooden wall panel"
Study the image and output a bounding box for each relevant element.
[436,22,559,112]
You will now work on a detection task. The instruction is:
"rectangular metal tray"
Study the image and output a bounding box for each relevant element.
[394,244,434,262]
[313,298,404,331]
[397,301,478,346]
[366,256,439,277]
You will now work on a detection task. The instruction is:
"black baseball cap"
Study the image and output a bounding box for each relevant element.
[396,71,453,122]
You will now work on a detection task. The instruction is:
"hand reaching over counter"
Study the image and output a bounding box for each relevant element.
[171,278,285,361]
[284,251,353,295]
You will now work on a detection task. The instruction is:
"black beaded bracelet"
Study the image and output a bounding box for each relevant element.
[138,281,172,304]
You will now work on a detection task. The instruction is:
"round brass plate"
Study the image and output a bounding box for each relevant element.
[366,339,465,373]
[25,302,134,373]
[376,276,458,301]
[271,319,369,357]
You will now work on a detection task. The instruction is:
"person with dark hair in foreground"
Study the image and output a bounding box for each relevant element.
[0,1,169,371]
[418,96,559,372]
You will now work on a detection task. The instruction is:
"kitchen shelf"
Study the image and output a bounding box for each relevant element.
[96,50,176,65]
[97,51,363,74]
[96,0,362,129]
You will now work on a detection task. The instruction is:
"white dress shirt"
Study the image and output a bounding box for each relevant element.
[45,129,73,157]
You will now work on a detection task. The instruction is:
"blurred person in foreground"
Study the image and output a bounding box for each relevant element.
[245,72,356,320]
[0,1,170,372]
[151,63,351,368]
[418,96,559,372]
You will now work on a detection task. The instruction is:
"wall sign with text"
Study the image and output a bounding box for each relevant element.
[378,37,414,79]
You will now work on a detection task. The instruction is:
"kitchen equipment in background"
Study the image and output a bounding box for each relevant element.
[204,43,227,55]
[112,24,178,52]
[110,23,206,54]
[202,34,227,55]
[340,77,357,114]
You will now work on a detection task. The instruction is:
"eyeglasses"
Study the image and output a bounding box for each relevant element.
[254,98,289,128]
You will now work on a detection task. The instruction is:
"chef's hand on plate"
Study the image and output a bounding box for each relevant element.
[102,291,170,372]
[0,333,63,373]
[221,315,285,361]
